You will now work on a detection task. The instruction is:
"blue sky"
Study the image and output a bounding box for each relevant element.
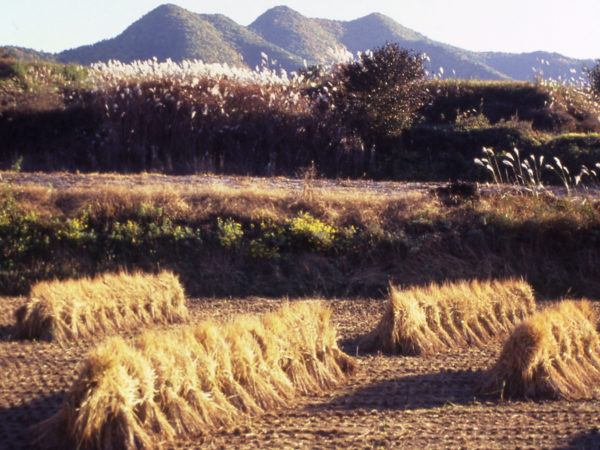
[2,0,599,59]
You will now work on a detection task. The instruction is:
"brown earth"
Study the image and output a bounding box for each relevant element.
[2,296,600,449]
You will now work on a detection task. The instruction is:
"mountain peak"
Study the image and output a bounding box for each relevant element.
[260,5,303,16]
[250,6,340,61]
[146,3,187,16]
[362,12,391,20]
[251,5,306,26]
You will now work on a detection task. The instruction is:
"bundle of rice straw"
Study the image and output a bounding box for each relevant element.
[32,301,356,449]
[478,300,600,400]
[14,271,188,343]
[359,278,535,355]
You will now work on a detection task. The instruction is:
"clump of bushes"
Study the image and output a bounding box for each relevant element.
[2,49,600,181]
[0,45,429,178]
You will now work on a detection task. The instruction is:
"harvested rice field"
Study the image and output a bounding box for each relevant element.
[2,296,600,449]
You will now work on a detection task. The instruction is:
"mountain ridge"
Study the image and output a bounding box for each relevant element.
[3,4,594,81]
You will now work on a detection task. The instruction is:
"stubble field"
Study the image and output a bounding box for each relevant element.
[2,295,600,449]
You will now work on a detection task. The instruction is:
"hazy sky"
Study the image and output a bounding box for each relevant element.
[2,0,599,59]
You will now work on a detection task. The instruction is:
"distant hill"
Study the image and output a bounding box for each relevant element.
[1,46,55,62]
[8,3,594,81]
[479,51,590,83]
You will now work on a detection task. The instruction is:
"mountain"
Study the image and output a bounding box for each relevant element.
[479,51,590,83]
[56,4,302,70]
[248,8,505,79]
[249,7,592,81]
[12,3,592,81]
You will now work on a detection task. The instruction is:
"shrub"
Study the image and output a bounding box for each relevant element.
[216,217,244,250]
[478,300,600,400]
[14,271,188,343]
[334,43,426,139]
[588,60,600,98]
[32,301,356,449]
[287,211,336,252]
[358,278,535,355]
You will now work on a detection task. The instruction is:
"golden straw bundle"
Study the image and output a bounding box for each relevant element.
[478,300,600,400]
[359,278,535,355]
[33,301,356,449]
[14,271,188,343]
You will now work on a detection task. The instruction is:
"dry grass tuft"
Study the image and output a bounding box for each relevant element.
[478,300,600,400]
[14,271,188,343]
[359,278,535,355]
[32,301,355,449]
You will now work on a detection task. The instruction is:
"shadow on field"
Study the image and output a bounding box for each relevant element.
[338,337,362,355]
[0,391,64,450]
[560,429,600,449]
[316,369,482,412]
[0,324,16,342]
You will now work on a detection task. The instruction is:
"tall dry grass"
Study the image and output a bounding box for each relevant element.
[45,58,364,177]
[478,300,600,400]
[32,301,356,449]
[14,271,188,343]
[359,278,535,354]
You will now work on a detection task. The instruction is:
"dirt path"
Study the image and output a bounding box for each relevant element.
[0,171,444,197]
[1,297,599,449]
[4,171,599,199]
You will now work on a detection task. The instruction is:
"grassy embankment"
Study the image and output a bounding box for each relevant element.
[1,174,598,299]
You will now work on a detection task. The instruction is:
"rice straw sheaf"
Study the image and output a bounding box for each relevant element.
[358,278,535,355]
[14,271,188,343]
[32,301,356,449]
[478,300,600,400]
